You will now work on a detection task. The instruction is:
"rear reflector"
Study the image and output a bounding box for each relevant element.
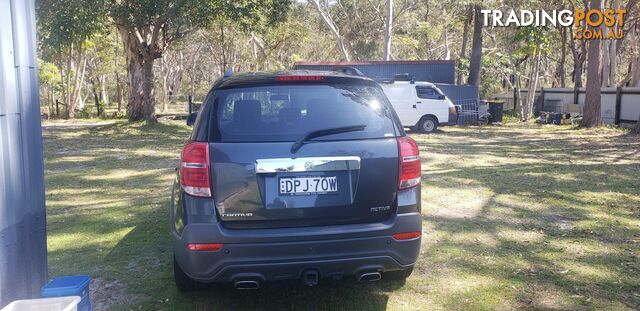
[180,142,212,197]
[275,75,325,81]
[186,243,224,251]
[392,231,421,241]
[397,136,421,189]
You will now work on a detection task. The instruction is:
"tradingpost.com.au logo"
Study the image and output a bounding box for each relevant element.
[481,9,627,39]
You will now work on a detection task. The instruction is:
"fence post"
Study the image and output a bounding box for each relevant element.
[539,88,545,115]
[573,86,579,106]
[615,86,622,125]
[188,95,193,114]
[513,87,518,111]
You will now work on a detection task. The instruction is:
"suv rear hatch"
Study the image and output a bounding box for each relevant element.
[207,76,402,229]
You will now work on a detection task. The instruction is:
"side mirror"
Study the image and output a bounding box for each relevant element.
[438,94,446,100]
[186,112,198,126]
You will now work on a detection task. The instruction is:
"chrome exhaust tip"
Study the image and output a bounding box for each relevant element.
[358,272,382,282]
[234,280,260,290]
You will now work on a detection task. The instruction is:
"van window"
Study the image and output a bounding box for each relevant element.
[212,84,397,142]
[416,86,442,100]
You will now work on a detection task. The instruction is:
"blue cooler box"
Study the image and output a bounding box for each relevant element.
[41,275,92,311]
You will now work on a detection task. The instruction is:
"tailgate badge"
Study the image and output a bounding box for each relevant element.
[370,206,391,212]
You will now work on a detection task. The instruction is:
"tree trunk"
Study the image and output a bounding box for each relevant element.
[115,71,124,112]
[118,26,158,122]
[100,75,109,107]
[609,0,620,86]
[309,0,351,61]
[457,5,472,85]
[467,4,483,86]
[570,37,586,87]
[601,23,610,87]
[142,55,157,121]
[114,32,124,113]
[90,77,101,117]
[556,27,567,88]
[119,27,146,122]
[64,45,73,119]
[383,0,393,61]
[522,49,541,121]
[582,0,604,128]
[456,5,473,84]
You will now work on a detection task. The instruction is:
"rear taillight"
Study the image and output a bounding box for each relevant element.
[180,142,212,197]
[397,136,421,189]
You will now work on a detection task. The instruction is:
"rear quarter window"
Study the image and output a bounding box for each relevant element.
[210,83,399,142]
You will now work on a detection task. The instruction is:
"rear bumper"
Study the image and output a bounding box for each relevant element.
[172,212,422,283]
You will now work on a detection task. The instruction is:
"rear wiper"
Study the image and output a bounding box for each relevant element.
[291,124,367,153]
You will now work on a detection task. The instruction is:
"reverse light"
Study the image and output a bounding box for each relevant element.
[392,231,421,241]
[397,136,421,189]
[180,142,212,197]
[186,243,223,251]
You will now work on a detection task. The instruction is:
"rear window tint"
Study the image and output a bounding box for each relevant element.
[211,84,397,142]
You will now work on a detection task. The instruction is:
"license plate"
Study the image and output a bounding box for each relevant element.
[279,176,338,195]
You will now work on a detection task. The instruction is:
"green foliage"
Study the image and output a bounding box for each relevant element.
[37,0,108,51]
[513,26,552,57]
[38,59,61,87]
[110,0,290,35]
[479,52,512,98]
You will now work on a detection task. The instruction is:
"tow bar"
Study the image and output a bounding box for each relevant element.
[302,269,319,286]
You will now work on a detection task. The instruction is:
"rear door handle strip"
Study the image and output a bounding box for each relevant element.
[256,156,361,173]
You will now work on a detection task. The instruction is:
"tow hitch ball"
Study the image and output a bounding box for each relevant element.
[302,269,319,286]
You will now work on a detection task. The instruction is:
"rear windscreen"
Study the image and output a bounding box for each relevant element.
[212,84,398,142]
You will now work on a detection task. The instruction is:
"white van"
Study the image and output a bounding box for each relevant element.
[380,81,458,133]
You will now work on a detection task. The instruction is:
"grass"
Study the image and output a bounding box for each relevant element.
[42,120,640,310]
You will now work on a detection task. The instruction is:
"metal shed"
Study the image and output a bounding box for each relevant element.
[294,60,456,84]
[0,0,48,307]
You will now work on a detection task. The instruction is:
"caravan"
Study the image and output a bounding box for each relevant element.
[381,81,458,133]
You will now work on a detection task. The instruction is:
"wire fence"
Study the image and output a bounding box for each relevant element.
[453,98,479,125]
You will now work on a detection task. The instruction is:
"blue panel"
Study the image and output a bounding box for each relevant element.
[0,0,47,307]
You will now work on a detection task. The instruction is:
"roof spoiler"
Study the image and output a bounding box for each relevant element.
[331,66,365,77]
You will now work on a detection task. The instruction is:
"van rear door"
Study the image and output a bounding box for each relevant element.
[381,83,419,127]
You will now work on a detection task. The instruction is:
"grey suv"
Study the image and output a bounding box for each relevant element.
[170,71,422,291]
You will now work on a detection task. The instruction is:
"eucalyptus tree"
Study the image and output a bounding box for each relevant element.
[467,4,483,86]
[37,0,108,118]
[110,0,290,122]
[582,0,604,127]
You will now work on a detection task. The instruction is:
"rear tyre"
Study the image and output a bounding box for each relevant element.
[418,116,438,133]
[174,256,206,291]
[384,267,414,281]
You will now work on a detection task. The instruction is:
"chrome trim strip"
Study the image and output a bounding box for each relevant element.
[255,156,361,173]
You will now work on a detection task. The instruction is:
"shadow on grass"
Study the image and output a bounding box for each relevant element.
[44,121,640,310]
